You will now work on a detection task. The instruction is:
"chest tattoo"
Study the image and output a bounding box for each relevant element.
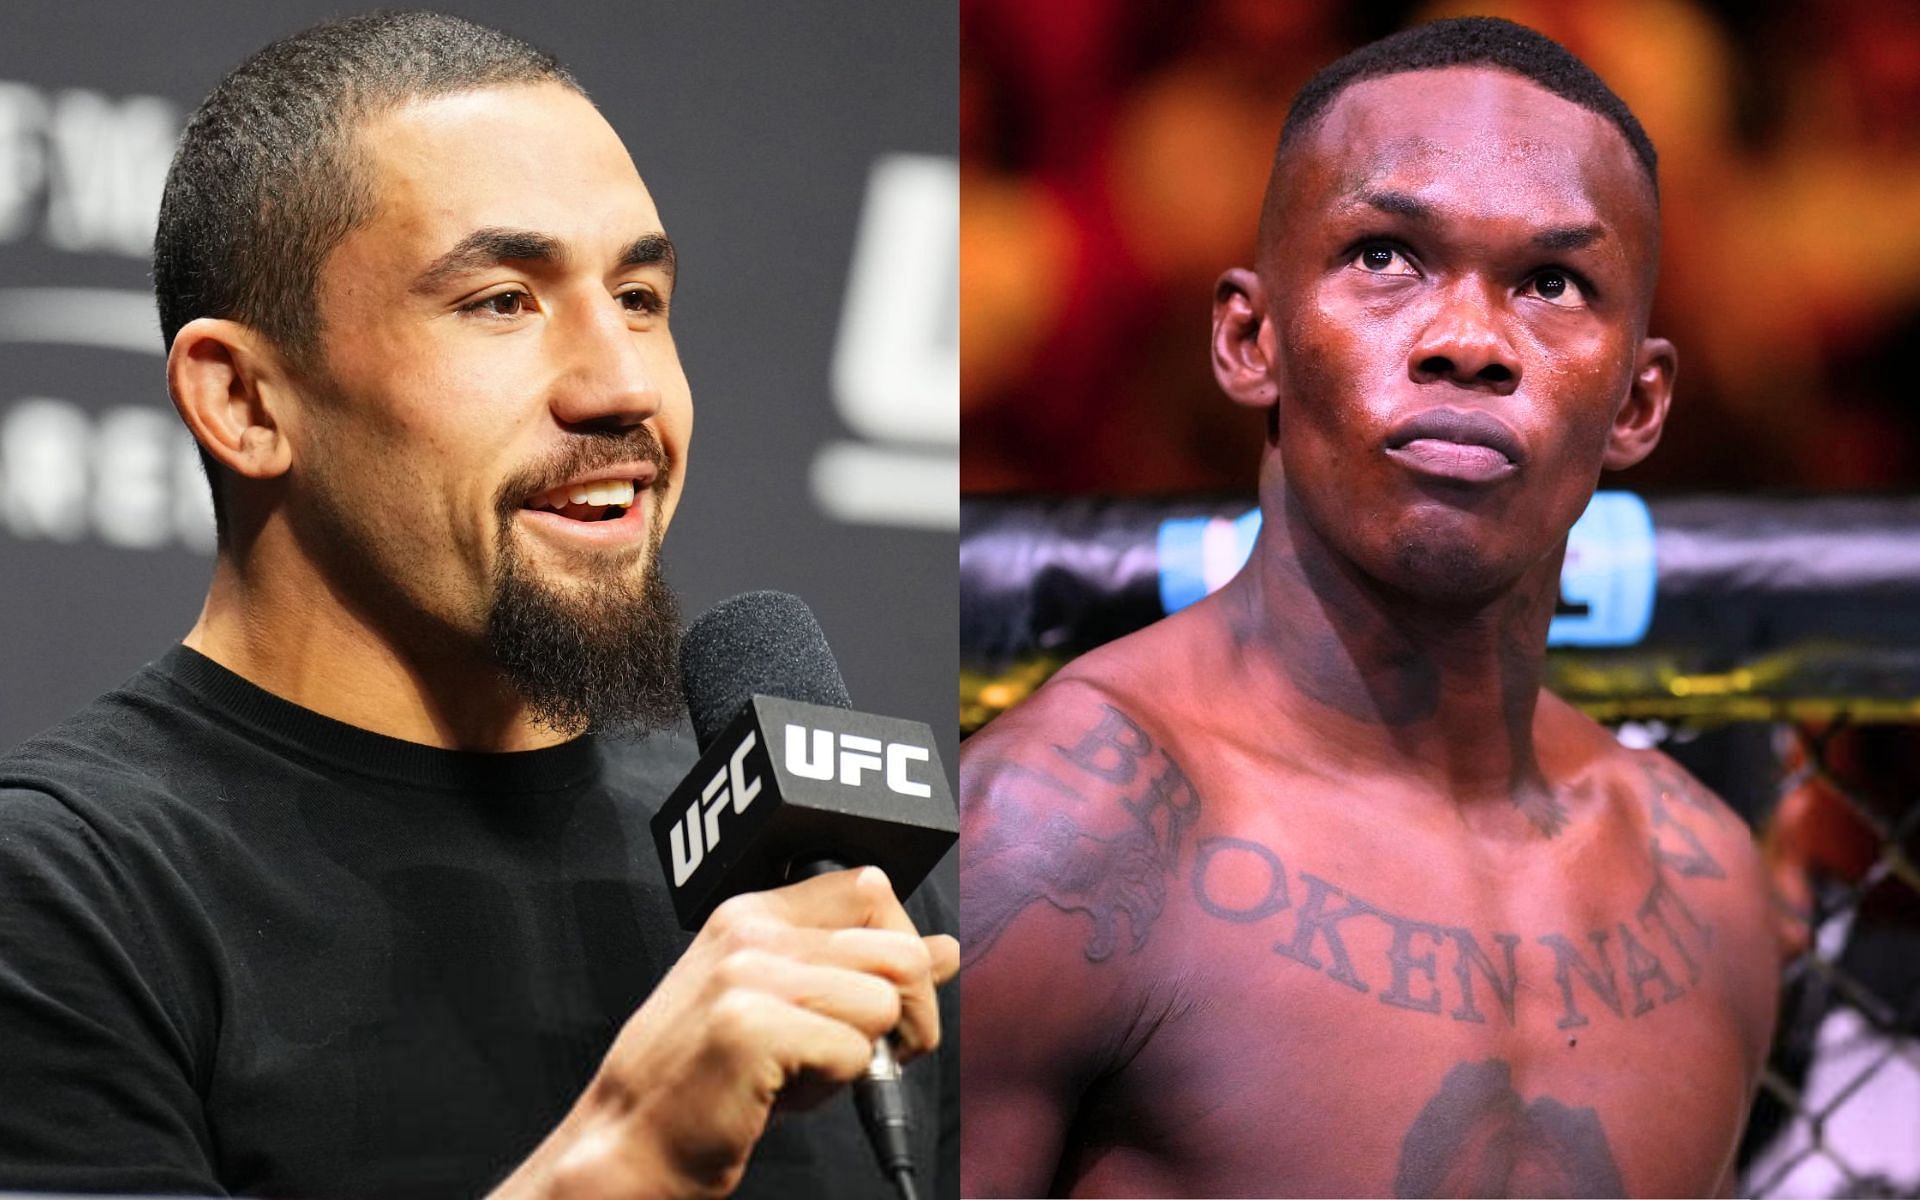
[967,705,1735,1039]
[1394,1059,1625,1197]
[1184,765,1727,1030]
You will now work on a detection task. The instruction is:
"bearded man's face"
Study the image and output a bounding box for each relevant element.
[285,83,693,733]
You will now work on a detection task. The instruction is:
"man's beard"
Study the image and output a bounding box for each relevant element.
[289,358,684,738]
[486,498,684,739]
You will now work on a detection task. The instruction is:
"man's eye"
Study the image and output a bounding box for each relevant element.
[466,291,530,317]
[1352,245,1416,276]
[620,288,665,316]
[1525,270,1586,307]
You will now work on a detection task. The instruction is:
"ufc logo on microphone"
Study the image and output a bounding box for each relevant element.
[784,724,932,798]
[668,732,762,887]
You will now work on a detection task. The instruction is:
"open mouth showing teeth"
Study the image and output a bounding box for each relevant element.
[524,479,639,522]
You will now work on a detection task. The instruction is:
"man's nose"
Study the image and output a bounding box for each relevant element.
[547,298,662,429]
[1408,280,1521,394]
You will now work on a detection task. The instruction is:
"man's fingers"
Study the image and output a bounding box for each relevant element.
[877,933,959,1060]
[706,989,875,1095]
[695,870,953,1060]
[716,949,904,1043]
[846,865,920,936]
[821,926,937,983]
[734,927,949,1057]
[811,927,948,1059]
[925,933,959,985]
[716,865,915,935]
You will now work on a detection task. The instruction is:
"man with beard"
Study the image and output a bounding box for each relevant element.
[0,12,954,1199]
[961,18,1777,1198]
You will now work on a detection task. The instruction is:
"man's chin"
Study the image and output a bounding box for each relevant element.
[1385,549,1508,607]
[1358,493,1551,600]
[1366,518,1527,609]
[486,530,683,738]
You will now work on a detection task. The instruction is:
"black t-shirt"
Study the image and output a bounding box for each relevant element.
[0,646,957,1197]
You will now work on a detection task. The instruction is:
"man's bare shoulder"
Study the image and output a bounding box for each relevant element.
[1633,742,1781,1070]
[961,660,1199,973]
[1543,693,1780,1068]
[965,666,1132,765]
[1543,692,1756,838]
[1547,694,1767,888]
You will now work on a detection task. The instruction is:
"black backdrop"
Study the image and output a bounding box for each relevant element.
[0,1,958,771]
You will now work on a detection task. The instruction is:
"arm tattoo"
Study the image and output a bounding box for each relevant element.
[962,705,1200,969]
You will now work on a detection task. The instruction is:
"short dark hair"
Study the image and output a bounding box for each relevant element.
[153,10,582,534]
[1265,16,1657,244]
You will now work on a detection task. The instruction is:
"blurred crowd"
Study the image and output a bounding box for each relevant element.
[961,0,1920,496]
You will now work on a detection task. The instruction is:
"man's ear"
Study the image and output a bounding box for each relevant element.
[1212,267,1279,413]
[166,318,296,483]
[1604,336,1676,471]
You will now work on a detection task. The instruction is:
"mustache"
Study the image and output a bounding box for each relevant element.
[494,427,672,520]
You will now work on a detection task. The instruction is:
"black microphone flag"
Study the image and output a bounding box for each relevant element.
[651,591,957,931]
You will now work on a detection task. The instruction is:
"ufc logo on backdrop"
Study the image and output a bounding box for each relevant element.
[783,724,932,798]
[667,732,763,887]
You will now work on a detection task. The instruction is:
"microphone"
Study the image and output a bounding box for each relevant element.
[650,591,957,1200]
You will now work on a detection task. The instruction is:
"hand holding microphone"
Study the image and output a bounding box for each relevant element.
[527,865,955,1200]
[494,593,958,1200]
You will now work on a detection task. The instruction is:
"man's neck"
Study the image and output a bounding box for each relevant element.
[184,550,570,753]
[1223,489,1567,835]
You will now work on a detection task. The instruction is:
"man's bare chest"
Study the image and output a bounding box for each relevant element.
[1084,884,1752,1197]
[1037,718,1755,1196]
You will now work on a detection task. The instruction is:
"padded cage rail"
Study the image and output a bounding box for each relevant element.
[961,493,1920,732]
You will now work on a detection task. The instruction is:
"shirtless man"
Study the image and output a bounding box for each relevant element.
[960,18,1778,1197]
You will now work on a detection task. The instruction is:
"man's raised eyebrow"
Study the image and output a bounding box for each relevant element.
[410,227,564,295]
[617,233,677,286]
